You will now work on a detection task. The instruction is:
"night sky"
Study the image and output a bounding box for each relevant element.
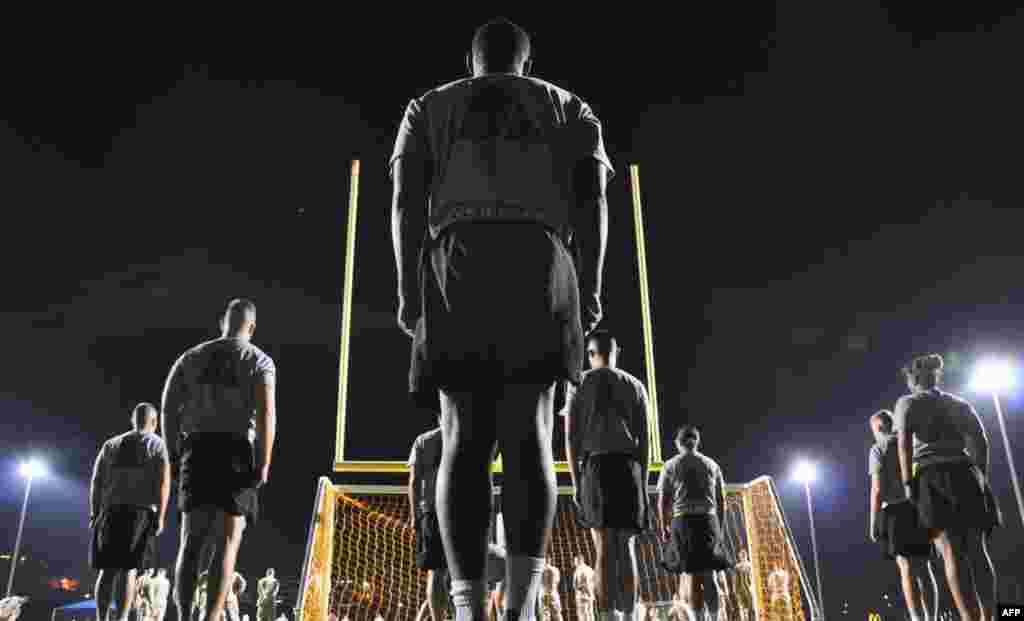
[3,6,1024,618]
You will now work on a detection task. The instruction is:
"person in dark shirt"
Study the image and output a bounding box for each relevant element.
[409,419,450,621]
[565,330,650,621]
[390,17,611,621]
[868,410,937,621]
[894,354,1000,621]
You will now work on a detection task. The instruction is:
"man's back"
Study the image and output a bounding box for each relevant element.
[570,367,649,457]
[96,430,167,511]
[392,73,612,238]
[170,337,276,434]
[658,451,723,515]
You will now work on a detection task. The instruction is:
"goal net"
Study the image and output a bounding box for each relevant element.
[296,477,819,621]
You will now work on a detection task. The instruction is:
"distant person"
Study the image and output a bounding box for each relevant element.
[257,569,280,621]
[656,426,731,621]
[389,16,612,621]
[226,573,246,621]
[536,560,563,621]
[161,299,277,621]
[90,403,171,621]
[153,569,171,621]
[894,354,1001,621]
[868,409,938,621]
[566,330,651,621]
[572,555,596,621]
[766,566,791,621]
[409,418,450,621]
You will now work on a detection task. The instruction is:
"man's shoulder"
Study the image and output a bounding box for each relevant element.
[698,452,722,471]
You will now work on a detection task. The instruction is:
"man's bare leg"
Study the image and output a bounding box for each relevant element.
[965,531,996,621]
[175,510,218,621]
[934,531,981,621]
[495,383,558,620]
[427,570,449,621]
[616,531,637,620]
[203,513,247,621]
[96,570,132,621]
[436,389,499,621]
[591,529,614,619]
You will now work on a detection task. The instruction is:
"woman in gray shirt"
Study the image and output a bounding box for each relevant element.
[894,354,1001,621]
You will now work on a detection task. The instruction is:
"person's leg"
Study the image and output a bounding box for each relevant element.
[204,513,246,621]
[494,384,557,621]
[115,571,139,621]
[591,529,613,620]
[616,532,637,621]
[428,570,450,621]
[913,557,939,621]
[964,530,996,621]
[95,570,118,621]
[175,509,217,621]
[933,531,981,621]
[896,556,925,621]
[436,390,499,621]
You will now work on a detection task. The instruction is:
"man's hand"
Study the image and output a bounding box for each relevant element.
[397,296,419,339]
[904,480,917,503]
[580,291,602,335]
[660,522,672,544]
[156,515,166,537]
[258,463,271,487]
[869,517,878,543]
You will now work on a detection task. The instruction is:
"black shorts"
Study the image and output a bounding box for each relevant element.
[878,501,932,559]
[577,453,650,532]
[409,222,584,408]
[915,462,1002,534]
[662,514,733,575]
[91,505,157,570]
[178,432,260,523]
[415,510,448,572]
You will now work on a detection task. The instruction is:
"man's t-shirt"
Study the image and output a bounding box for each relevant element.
[407,427,443,514]
[656,451,724,516]
[166,337,276,435]
[390,74,614,239]
[94,430,168,511]
[868,433,905,506]
[892,389,979,469]
[565,367,649,459]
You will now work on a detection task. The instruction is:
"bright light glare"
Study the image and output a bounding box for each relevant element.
[793,460,817,484]
[970,359,1016,394]
[18,459,46,479]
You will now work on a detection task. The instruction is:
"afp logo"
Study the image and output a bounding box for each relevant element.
[999,604,1023,617]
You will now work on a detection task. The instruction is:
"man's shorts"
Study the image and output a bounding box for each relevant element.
[415,510,448,572]
[661,514,733,575]
[90,505,158,570]
[915,462,1002,534]
[878,501,932,559]
[409,222,584,407]
[577,453,650,532]
[178,432,259,523]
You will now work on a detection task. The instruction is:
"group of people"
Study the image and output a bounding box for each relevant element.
[130,569,171,621]
[867,353,1003,621]
[88,298,280,621]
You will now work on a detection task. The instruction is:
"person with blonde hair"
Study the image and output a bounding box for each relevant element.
[894,354,1002,621]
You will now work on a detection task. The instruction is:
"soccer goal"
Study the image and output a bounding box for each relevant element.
[295,477,819,621]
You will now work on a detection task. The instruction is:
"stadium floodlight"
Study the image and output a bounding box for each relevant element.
[793,460,824,621]
[7,458,46,597]
[793,460,817,484]
[970,358,1024,529]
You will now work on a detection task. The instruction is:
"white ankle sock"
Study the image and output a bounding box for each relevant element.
[504,556,545,620]
[450,578,487,621]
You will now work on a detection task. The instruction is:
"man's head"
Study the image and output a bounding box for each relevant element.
[739,549,748,564]
[468,18,532,77]
[221,298,257,340]
[586,329,619,369]
[902,353,943,392]
[131,403,159,433]
[574,554,583,567]
[675,425,700,453]
[870,409,893,443]
[267,569,275,578]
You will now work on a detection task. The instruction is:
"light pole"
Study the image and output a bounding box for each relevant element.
[794,460,825,621]
[5,459,46,597]
[970,359,1024,528]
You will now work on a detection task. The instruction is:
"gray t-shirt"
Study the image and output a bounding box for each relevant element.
[892,389,980,470]
[390,73,614,239]
[565,367,649,458]
[656,451,724,516]
[408,428,443,514]
[868,434,905,506]
[94,430,168,511]
[165,337,276,435]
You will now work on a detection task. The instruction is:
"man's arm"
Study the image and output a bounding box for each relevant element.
[572,159,609,334]
[390,155,430,338]
[656,467,673,541]
[161,355,186,462]
[636,385,651,496]
[565,381,586,494]
[716,468,727,525]
[89,445,105,526]
[869,473,882,541]
[894,398,915,498]
[255,380,277,484]
[408,463,418,523]
[158,448,171,535]
[962,403,990,476]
